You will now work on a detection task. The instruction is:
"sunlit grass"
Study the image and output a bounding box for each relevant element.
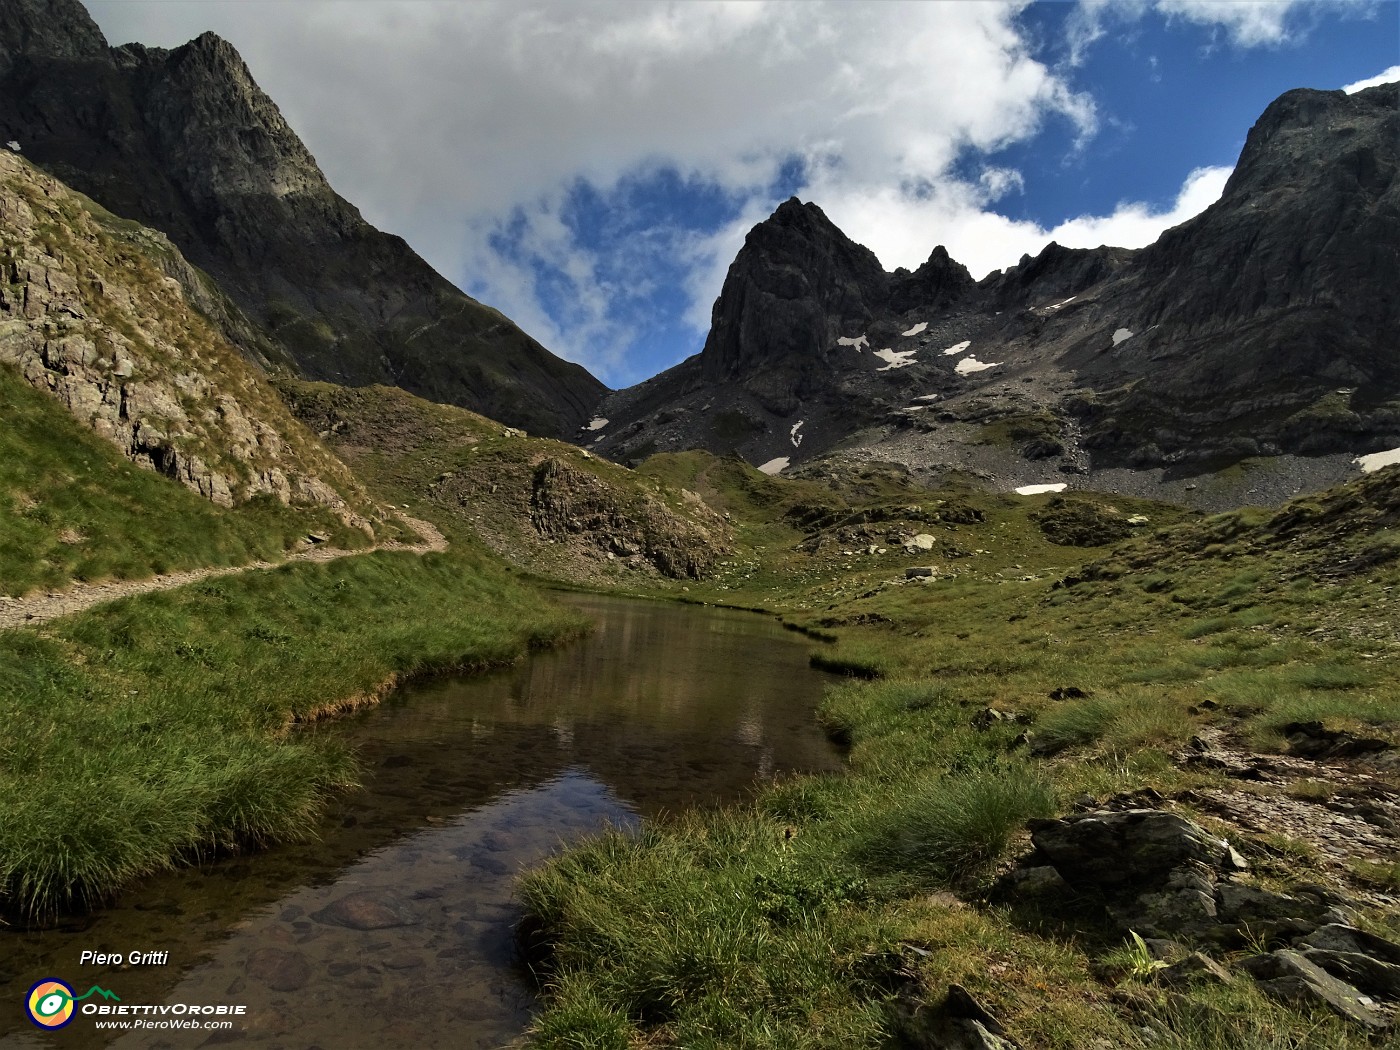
[0,549,584,915]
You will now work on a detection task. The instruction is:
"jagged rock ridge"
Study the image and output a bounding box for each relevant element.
[0,0,606,438]
[594,84,1398,509]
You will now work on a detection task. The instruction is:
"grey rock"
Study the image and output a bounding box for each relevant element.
[1215,883,1328,926]
[889,983,1022,1050]
[1004,865,1071,897]
[1028,810,1240,894]
[1119,887,1219,941]
[1242,950,1388,1029]
[1300,948,1400,1001]
[1300,924,1400,966]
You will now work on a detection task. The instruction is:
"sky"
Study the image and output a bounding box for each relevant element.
[86,0,1399,389]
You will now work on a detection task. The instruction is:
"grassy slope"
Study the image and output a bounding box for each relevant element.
[277,379,729,581]
[522,460,1400,1049]
[0,362,365,597]
[0,164,602,914]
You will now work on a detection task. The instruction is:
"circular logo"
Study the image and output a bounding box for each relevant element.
[26,979,76,1029]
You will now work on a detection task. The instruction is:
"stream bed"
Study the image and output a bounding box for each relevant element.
[0,594,841,1049]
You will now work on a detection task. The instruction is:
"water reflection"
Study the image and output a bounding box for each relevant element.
[0,595,840,1048]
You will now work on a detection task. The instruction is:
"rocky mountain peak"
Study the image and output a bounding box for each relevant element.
[700,197,889,382]
[594,82,1397,505]
[889,244,975,313]
[141,30,332,205]
[1224,84,1398,201]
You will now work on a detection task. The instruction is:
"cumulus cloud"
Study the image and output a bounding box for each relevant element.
[1344,65,1400,93]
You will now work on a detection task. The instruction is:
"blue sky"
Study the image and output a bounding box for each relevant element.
[88,1,1399,389]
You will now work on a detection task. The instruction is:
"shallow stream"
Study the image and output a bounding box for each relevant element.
[0,594,841,1049]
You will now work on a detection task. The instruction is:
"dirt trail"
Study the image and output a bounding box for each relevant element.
[0,516,448,632]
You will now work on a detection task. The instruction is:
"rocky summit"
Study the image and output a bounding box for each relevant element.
[0,0,606,439]
[593,84,1398,511]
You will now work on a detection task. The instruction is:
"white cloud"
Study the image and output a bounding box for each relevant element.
[1065,0,1373,64]
[1344,65,1400,93]
[1154,0,1301,45]
[88,1,1103,380]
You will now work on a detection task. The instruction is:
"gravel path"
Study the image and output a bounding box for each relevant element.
[0,516,448,632]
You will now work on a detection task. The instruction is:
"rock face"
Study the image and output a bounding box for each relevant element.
[594,85,1398,510]
[0,0,605,438]
[0,149,379,528]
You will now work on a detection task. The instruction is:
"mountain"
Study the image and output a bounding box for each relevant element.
[593,84,1398,509]
[0,0,606,439]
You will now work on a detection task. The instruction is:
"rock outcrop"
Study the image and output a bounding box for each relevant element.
[529,457,730,579]
[0,149,379,529]
[1002,807,1400,1030]
[0,0,606,438]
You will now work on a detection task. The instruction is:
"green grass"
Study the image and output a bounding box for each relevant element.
[0,548,584,915]
[520,461,1400,1048]
[854,765,1056,879]
[0,363,363,597]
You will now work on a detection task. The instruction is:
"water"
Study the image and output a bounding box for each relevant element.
[1,595,841,1048]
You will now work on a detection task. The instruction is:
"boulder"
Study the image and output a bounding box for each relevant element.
[889,984,1021,1050]
[311,890,420,931]
[1214,884,1329,926]
[245,948,311,992]
[1300,924,1400,966]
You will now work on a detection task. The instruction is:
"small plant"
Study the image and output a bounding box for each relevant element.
[752,859,867,924]
[1124,930,1168,979]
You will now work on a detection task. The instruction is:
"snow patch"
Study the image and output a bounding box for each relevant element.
[1112,328,1134,346]
[837,335,868,351]
[790,421,805,448]
[1356,447,1400,473]
[757,457,790,475]
[912,393,940,402]
[941,340,972,356]
[955,356,1001,375]
[1015,483,1067,496]
[1046,296,1076,310]
[582,417,609,431]
[5,141,19,152]
[874,347,918,371]
[901,321,928,337]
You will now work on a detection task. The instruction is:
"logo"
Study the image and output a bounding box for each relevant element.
[25,979,120,1029]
